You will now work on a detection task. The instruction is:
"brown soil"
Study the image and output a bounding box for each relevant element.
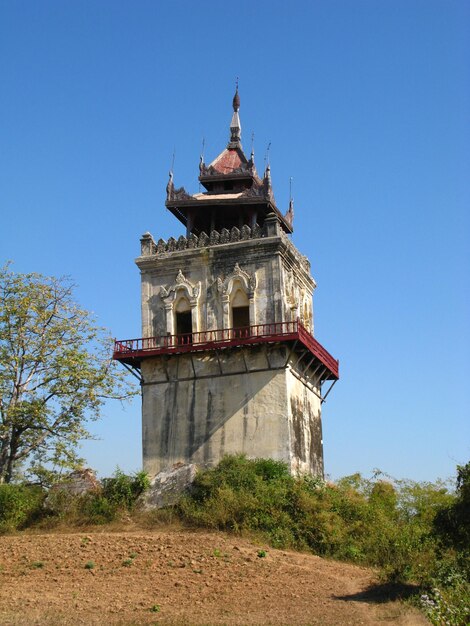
[0,528,428,625]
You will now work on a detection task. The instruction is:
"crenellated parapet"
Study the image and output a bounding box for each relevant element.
[140,222,263,256]
[140,218,311,276]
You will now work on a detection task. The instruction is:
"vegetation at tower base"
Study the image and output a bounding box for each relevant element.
[0,468,150,531]
[0,264,137,484]
[0,460,467,623]
[177,455,469,625]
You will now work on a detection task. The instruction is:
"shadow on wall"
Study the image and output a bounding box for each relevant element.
[142,344,287,470]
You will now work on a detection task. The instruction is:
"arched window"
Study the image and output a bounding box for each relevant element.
[231,284,250,332]
[175,296,192,342]
[160,270,201,345]
[217,264,257,334]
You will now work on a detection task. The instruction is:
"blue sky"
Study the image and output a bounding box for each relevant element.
[1,0,469,482]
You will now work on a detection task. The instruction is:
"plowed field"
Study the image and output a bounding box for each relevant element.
[0,529,428,625]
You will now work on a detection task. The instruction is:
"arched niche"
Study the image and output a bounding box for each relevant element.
[217,263,257,330]
[174,294,192,337]
[230,282,250,329]
[160,270,201,336]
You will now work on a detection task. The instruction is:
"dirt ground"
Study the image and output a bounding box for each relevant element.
[0,528,428,625]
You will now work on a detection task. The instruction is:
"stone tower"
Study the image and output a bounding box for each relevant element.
[114,90,339,478]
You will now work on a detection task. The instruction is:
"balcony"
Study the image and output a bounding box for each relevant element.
[113,320,339,381]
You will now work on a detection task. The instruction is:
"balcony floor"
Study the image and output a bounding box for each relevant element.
[113,321,339,381]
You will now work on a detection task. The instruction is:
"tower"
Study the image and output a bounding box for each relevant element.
[114,89,339,478]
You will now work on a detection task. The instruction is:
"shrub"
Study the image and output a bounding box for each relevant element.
[433,462,470,551]
[0,484,45,532]
[177,455,464,584]
[179,455,298,546]
[101,468,150,510]
[42,468,150,526]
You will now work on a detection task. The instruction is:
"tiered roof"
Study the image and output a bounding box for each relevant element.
[165,88,294,235]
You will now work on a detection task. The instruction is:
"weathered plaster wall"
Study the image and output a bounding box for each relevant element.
[137,226,324,479]
[141,346,290,477]
[286,369,324,477]
[137,233,315,339]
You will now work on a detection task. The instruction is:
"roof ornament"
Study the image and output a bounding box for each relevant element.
[199,137,205,175]
[284,177,294,229]
[264,163,272,183]
[166,150,176,199]
[285,177,294,228]
[166,170,174,200]
[263,163,273,198]
[249,131,255,165]
[228,78,242,147]
[264,141,271,168]
[284,198,294,228]
[233,77,240,111]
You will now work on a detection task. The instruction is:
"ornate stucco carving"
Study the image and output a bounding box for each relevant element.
[138,224,263,256]
[160,270,201,302]
[160,270,201,335]
[217,263,257,298]
[285,269,300,320]
[217,264,257,328]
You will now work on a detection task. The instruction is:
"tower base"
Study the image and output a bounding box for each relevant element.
[141,345,324,478]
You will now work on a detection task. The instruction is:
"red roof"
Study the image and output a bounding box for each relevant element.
[211,148,245,174]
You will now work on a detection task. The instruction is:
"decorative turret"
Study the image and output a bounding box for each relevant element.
[164,89,294,236]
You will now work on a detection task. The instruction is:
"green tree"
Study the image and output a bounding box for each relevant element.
[0,264,136,483]
[434,461,470,551]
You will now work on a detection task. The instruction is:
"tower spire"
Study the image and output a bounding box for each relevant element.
[228,79,241,147]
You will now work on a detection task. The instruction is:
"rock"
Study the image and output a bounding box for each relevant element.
[141,463,197,509]
[44,468,101,510]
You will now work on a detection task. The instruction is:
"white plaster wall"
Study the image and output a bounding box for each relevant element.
[137,233,324,480]
[138,238,291,339]
[141,347,291,477]
[286,369,323,477]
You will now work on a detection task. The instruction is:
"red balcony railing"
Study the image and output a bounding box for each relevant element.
[113,319,339,379]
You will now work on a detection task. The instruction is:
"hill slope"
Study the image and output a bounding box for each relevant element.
[0,529,428,625]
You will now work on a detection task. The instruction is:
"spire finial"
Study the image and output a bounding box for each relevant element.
[232,77,240,111]
[228,79,241,147]
[264,142,271,169]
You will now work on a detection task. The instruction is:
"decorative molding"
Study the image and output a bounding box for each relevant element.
[199,162,255,178]
[285,270,299,310]
[160,270,201,303]
[143,224,264,256]
[217,263,257,298]
[160,270,201,335]
[216,263,257,328]
[172,186,193,201]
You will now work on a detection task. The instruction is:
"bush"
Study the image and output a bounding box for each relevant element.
[0,484,45,532]
[433,462,470,551]
[178,456,470,624]
[179,457,450,573]
[42,468,150,526]
[101,468,150,510]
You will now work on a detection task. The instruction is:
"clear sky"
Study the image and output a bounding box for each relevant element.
[1,0,469,483]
